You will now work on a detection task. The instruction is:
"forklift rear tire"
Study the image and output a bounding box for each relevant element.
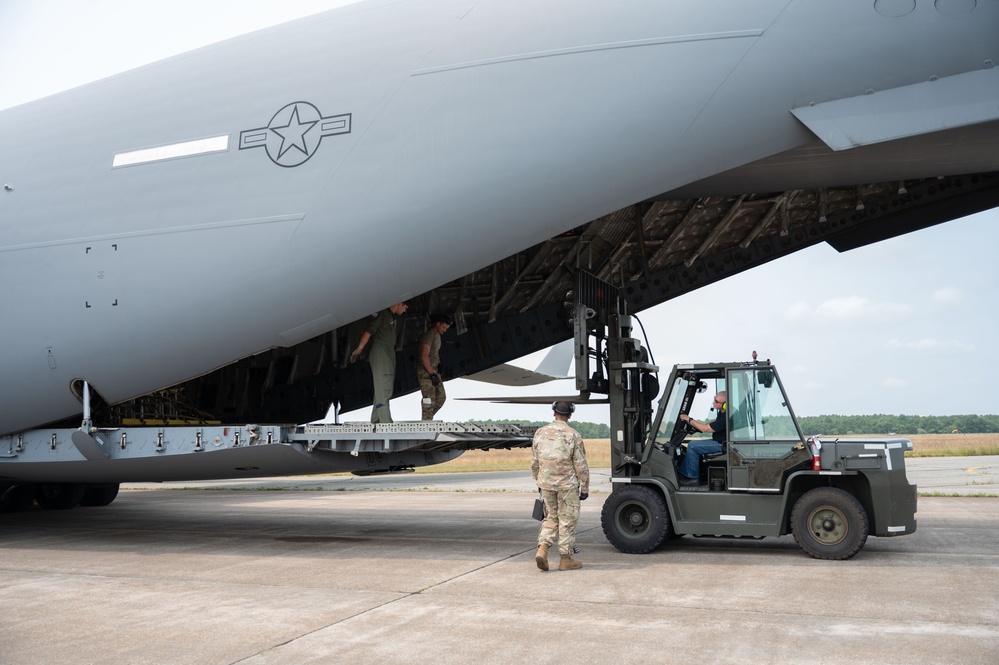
[601,485,672,554]
[790,487,869,560]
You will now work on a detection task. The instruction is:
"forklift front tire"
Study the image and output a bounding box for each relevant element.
[601,484,672,554]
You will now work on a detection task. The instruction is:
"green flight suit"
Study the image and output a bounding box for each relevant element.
[365,309,398,423]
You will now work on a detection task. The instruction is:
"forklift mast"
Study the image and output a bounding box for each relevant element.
[571,272,658,477]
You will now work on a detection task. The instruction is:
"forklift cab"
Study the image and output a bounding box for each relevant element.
[652,361,809,491]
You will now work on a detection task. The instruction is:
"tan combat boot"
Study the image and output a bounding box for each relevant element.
[535,544,550,571]
[559,554,582,571]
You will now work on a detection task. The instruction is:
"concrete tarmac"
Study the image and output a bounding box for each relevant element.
[2,464,998,664]
[115,455,999,496]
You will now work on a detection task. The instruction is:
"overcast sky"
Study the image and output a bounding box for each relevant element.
[2,0,995,422]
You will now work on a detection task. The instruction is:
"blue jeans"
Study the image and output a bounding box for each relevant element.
[679,439,723,479]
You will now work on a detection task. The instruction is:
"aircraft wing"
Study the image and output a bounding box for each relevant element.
[460,395,609,406]
[464,341,573,386]
[792,69,999,151]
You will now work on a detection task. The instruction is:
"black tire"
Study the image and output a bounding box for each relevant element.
[35,482,86,510]
[0,484,35,513]
[790,487,869,560]
[80,483,120,507]
[600,484,672,554]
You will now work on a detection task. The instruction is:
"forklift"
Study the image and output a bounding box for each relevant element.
[569,272,917,560]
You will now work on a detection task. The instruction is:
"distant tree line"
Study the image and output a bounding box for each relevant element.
[472,419,610,439]
[797,414,999,436]
[474,415,999,437]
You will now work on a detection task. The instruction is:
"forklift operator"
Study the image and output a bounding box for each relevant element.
[677,391,727,486]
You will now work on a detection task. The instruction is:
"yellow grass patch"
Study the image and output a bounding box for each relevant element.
[830,433,998,456]
[899,433,999,457]
[416,434,998,473]
[417,440,611,473]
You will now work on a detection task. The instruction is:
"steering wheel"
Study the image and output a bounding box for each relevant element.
[667,417,697,448]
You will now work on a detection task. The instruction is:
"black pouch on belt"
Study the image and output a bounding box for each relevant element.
[531,497,546,521]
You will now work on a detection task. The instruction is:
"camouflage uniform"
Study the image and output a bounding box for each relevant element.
[532,419,589,556]
[416,328,446,420]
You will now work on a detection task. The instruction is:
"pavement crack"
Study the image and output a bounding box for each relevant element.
[229,546,535,664]
[229,593,410,665]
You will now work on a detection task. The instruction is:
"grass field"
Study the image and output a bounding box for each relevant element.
[896,432,999,457]
[416,433,999,473]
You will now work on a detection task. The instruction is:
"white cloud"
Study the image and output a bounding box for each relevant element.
[785,296,911,322]
[930,287,965,306]
[784,301,812,320]
[881,377,909,388]
[886,338,975,354]
[817,296,871,320]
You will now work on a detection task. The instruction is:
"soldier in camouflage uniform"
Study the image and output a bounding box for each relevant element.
[532,401,589,571]
[416,314,451,420]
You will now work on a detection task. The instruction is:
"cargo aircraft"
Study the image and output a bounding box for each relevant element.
[1,0,998,507]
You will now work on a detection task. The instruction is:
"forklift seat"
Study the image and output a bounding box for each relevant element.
[699,447,727,488]
[701,445,726,463]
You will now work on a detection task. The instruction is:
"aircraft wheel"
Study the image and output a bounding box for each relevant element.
[35,482,86,510]
[0,484,35,512]
[80,483,120,507]
[791,487,869,560]
[600,484,672,554]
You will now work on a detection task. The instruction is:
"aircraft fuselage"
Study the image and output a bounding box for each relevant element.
[1,0,996,436]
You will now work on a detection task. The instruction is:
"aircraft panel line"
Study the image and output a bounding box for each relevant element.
[411,30,766,76]
[0,213,305,253]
